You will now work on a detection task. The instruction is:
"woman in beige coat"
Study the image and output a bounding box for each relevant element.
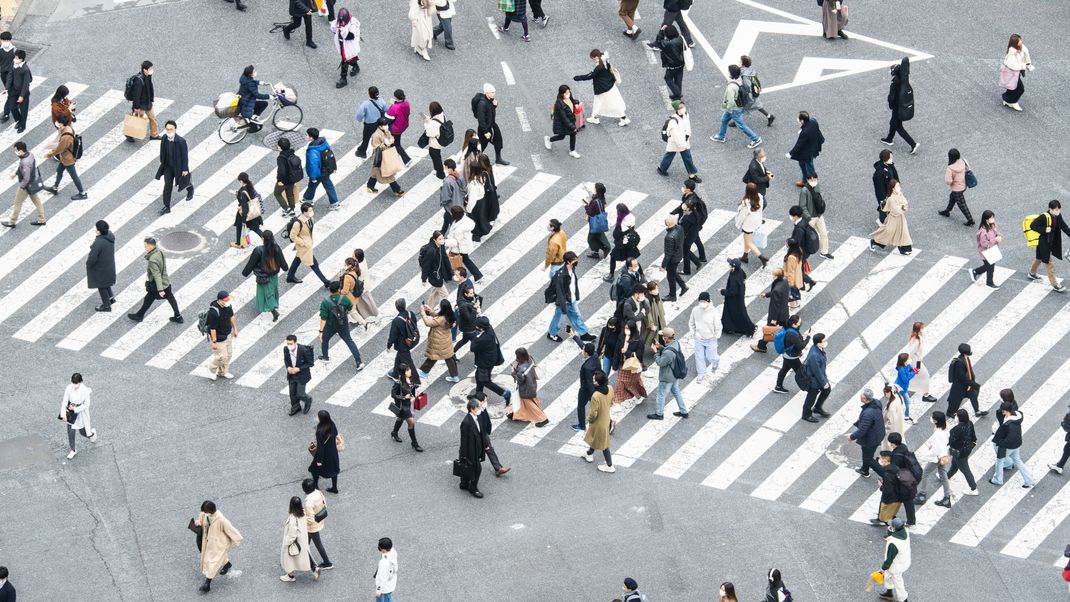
[583,371,616,473]
[417,298,460,382]
[339,257,369,328]
[365,119,405,196]
[821,0,847,40]
[352,248,380,321]
[905,321,937,403]
[287,202,330,286]
[869,179,912,255]
[409,0,435,61]
[280,496,318,582]
[783,239,804,310]
[301,479,332,570]
[881,384,905,452]
[195,500,243,593]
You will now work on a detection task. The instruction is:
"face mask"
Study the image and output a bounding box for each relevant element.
[287,344,296,352]
[699,301,709,309]
[1,42,11,50]
[166,132,176,140]
[220,301,230,307]
[13,59,21,67]
[719,588,726,597]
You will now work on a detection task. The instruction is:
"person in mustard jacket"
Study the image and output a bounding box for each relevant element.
[583,370,615,473]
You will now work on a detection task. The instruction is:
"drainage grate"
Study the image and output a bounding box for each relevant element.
[158,230,206,253]
[263,130,308,150]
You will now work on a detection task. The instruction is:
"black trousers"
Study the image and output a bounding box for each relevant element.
[883,115,915,148]
[971,259,995,286]
[477,124,504,159]
[802,386,831,418]
[1057,440,1070,469]
[1002,78,1024,103]
[946,389,980,416]
[309,531,331,565]
[161,167,190,210]
[549,132,576,151]
[943,190,973,222]
[460,459,482,491]
[235,220,264,245]
[664,257,685,297]
[394,132,412,164]
[429,147,445,179]
[284,13,313,43]
[664,67,683,101]
[5,93,28,130]
[485,444,503,471]
[946,451,977,489]
[288,379,312,412]
[475,366,504,397]
[97,287,115,308]
[576,392,591,426]
[661,10,693,43]
[135,284,180,318]
[394,348,422,386]
[776,357,802,388]
[681,231,702,274]
[860,444,885,478]
[529,0,545,19]
[356,121,378,157]
[454,329,477,352]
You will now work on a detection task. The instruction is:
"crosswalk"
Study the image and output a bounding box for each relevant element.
[4,83,1070,563]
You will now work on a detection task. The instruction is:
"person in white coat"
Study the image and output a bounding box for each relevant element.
[330,8,361,88]
[58,372,96,460]
[432,0,456,50]
[881,384,904,452]
[915,410,953,508]
[688,292,720,384]
[1000,33,1034,111]
[905,321,937,402]
[879,518,911,602]
[444,205,483,281]
[409,0,435,61]
[374,537,398,601]
[280,496,318,582]
[656,100,701,183]
[735,183,768,267]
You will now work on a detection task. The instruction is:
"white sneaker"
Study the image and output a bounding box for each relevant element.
[89,431,98,443]
[569,150,581,159]
[226,569,243,578]
[221,372,235,379]
[279,574,295,582]
[209,372,218,381]
[1050,463,1064,475]
[66,450,77,460]
[544,136,552,150]
[963,488,979,496]
[618,117,630,127]
[598,464,616,473]
[584,452,594,463]
[587,116,600,125]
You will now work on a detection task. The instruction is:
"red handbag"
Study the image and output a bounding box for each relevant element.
[414,391,428,411]
[1061,568,1070,582]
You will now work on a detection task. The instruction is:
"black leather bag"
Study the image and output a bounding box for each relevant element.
[452,458,473,479]
[314,505,328,522]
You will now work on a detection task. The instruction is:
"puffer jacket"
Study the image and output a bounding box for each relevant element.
[551,98,577,136]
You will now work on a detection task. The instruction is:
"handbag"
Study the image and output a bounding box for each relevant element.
[622,355,642,373]
[752,229,768,249]
[287,540,302,557]
[187,517,203,535]
[336,433,346,452]
[452,457,473,479]
[683,46,695,72]
[981,245,1002,264]
[497,0,515,12]
[388,402,402,416]
[448,252,464,270]
[371,147,383,169]
[123,112,149,140]
[589,211,609,234]
[307,440,317,456]
[417,132,430,148]
[414,391,429,411]
[314,505,328,523]
[998,63,1020,90]
[761,324,782,342]
[964,161,977,188]
[65,407,76,424]
[1064,543,1070,558]
[26,167,45,194]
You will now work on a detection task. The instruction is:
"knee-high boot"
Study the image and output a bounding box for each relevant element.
[391,420,403,442]
[409,427,424,452]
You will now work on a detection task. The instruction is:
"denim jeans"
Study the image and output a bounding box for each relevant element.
[797,159,815,179]
[717,110,759,142]
[601,355,612,375]
[548,302,589,336]
[322,323,362,365]
[656,381,686,416]
[991,448,1035,486]
[304,174,339,206]
[379,593,394,602]
[659,149,698,176]
[694,337,719,378]
[54,163,85,193]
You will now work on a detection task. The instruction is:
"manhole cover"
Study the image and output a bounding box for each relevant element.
[263,130,308,150]
[448,376,513,417]
[158,230,206,253]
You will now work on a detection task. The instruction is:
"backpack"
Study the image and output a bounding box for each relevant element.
[773,327,797,355]
[808,184,826,216]
[327,296,349,328]
[667,345,688,379]
[196,305,219,337]
[303,344,315,367]
[691,198,708,226]
[1061,412,1070,434]
[436,116,456,147]
[803,223,820,255]
[623,590,648,602]
[661,117,674,142]
[902,449,923,482]
[63,131,84,160]
[729,81,745,108]
[610,271,626,302]
[778,586,792,602]
[319,147,337,175]
[401,311,420,348]
[1023,213,1051,248]
[896,466,919,500]
[750,73,763,98]
[281,216,300,241]
[471,93,484,119]
[794,364,812,391]
[287,153,304,182]
[947,357,958,383]
[123,73,141,101]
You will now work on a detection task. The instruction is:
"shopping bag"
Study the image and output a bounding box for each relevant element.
[752,229,768,249]
[448,252,464,270]
[981,245,1002,264]
[123,112,149,140]
[498,0,515,12]
[683,46,695,71]
[998,64,1019,90]
[573,101,586,129]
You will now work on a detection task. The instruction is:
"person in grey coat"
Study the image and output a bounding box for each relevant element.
[661,215,688,302]
[86,220,117,312]
[801,333,830,422]
[439,158,466,233]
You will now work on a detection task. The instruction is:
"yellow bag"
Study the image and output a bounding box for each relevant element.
[1023,213,1050,248]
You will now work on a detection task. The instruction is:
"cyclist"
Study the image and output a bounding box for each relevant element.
[238,65,271,128]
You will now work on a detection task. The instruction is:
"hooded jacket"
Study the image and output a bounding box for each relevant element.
[993,411,1024,457]
[305,137,331,180]
[887,57,913,121]
[872,160,899,202]
[851,399,886,448]
[86,231,117,289]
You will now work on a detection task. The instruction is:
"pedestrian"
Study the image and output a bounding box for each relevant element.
[947,343,987,418]
[0,31,15,106]
[904,321,937,404]
[573,50,629,127]
[893,352,917,424]
[621,577,645,602]
[595,317,620,375]
[155,120,193,214]
[648,327,688,420]
[273,138,301,216]
[386,298,420,383]
[465,161,486,227]
[647,25,685,100]
[661,215,689,301]
[232,173,265,249]
[319,280,365,370]
[280,495,319,582]
[331,8,361,88]
[881,58,917,153]
[222,0,247,12]
[387,364,425,452]
[820,0,848,40]
[49,84,77,127]
[618,0,640,39]
[711,64,762,148]
[469,155,500,242]
[374,538,399,598]
[913,410,953,507]
[127,237,183,324]
[676,180,707,264]
[529,0,548,27]
[584,183,611,259]
[423,102,449,179]
[509,347,550,426]
[788,111,824,186]
[968,210,1001,289]
[584,370,616,472]
[801,333,830,422]
[735,183,769,267]
[205,291,238,381]
[336,259,367,328]
[999,34,1033,111]
[740,55,774,126]
[775,315,809,392]
[885,432,920,525]
[849,389,886,478]
[614,321,648,404]
[432,0,456,50]
[937,148,974,225]
[719,581,739,602]
[764,568,791,602]
[126,60,159,141]
[437,158,466,232]
[473,84,509,164]
[542,218,568,277]
[282,0,317,48]
[990,401,1036,488]
[548,251,595,341]
[544,84,581,158]
[869,179,912,255]
[301,479,332,570]
[194,500,243,593]
[751,268,789,354]
[418,299,461,383]
[881,384,903,452]
[677,197,703,276]
[419,231,452,308]
[458,396,486,497]
[743,147,773,201]
[453,283,479,352]
[783,238,804,310]
[613,260,645,321]
[351,248,379,321]
[473,391,510,476]
[1026,199,1070,293]
[947,408,980,496]
[58,372,97,460]
[720,258,755,336]
[660,0,693,46]
[1049,407,1070,476]
[386,90,413,165]
[0,566,13,601]
[872,450,903,526]
[496,0,530,42]
[798,171,832,258]
[787,208,817,290]
[641,281,667,359]
[86,220,116,312]
[878,519,912,602]
[657,100,702,182]
[444,206,481,281]
[871,149,898,224]
[43,115,88,200]
[284,334,314,415]
[304,128,340,210]
[241,229,287,322]
[354,87,388,158]
[2,49,30,133]
[689,291,720,384]
[572,341,600,430]
[234,65,270,130]
[606,209,640,280]
[365,119,406,196]
[287,203,330,285]
[309,410,341,493]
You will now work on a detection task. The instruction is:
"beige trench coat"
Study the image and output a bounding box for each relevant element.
[882,394,906,452]
[289,214,315,266]
[870,191,912,247]
[280,514,311,574]
[370,128,402,184]
[584,387,614,450]
[199,511,243,578]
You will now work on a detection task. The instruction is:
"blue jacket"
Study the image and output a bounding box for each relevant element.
[355,98,388,125]
[804,345,828,389]
[850,400,885,448]
[238,75,269,119]
[306,137,330,179]
[894,365,916,395]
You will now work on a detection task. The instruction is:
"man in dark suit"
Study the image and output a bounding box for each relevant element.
[947,343,987,418]
[742,147,772,199]
[283,334,314,416]
[155,120,193,214]
[458,398,485,498]
[3,50,31,133]
[787,111,824,186]
[470,392,510,477]
[572,342,600,431]
[0,565,14,602]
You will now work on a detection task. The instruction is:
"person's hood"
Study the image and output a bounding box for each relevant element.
[99,232,115,244]
[873,159,889,170]
[898,57,910,80]
[1005,411,1023,424]
[308,137,328,150]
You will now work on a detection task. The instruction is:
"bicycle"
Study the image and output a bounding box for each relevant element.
[217,82,304,144]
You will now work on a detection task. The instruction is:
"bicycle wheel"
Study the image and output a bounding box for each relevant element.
[217,118,247,144]
[273,104,303,132]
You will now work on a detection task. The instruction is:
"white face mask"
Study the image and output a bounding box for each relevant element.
[1,42,12,50]
[166,132,176,140]
[699,301,709,309]
[719,587,726,597]
[286,344,296,352]
[13,59,22,67]
[220,301,230,307]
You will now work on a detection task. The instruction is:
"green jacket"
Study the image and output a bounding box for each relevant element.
[722,80,742,111]
[145,248,170,290]
[799,183,822,220]
[319,294,353,324]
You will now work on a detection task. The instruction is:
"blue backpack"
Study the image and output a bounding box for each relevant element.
[773,327,797,355]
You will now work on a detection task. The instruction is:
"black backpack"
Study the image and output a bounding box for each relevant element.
[287,154,304,182]
[794,365,812,391]
[692,199,708,226]
[803,223,820,255]
[731,81,746,108]
[319,147,337,175]
[327,296,348,328]
[902,450,923,482]
[282,216,300,241]
[668,346,688,379]
[660,117,673,142]
[436,117,456,147]
[896,466,918,500]
[123,73,141,101]
[401,311,420,348]
[808,184,826,216]
[470,94,484,119]
[64,131,84,160]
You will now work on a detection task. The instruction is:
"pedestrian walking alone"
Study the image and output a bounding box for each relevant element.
[469,155,499,241]
[740,55,774,126]
[788,111,823,185]
[545,84,581,158]
[301,479,332,570]
[801,333,830,422]
[614,321,647,404]
[374,538,398,599]
[275,137,302,216]
[241,229,287,321]
[688,291,720,384]
[969,211,1001,289]
[548,251,594,340]
[1026,199,1070,293]
[284,334,314,415]
[764,569,791,602]
[647,25,685,100]
[287,202,330,285]
[44,115,88,200]
[939,148,973,225]
[58,373,97,459]
[2,50,30,133]
[282,0,317,48]
[127,237,183,324]
[389,364,425,452]
[648,327,687,420]
[881,57,917,153]
[999,34,1033,111]
[869,180,912,255]
[849,389,886,478]
[660,0,693,46]
[386,90,413,165]
[584,370,616,472]
[990,401,1036,488]
[365,119,405,196]
[338,258,369,327]
[474,391,510,477]
[458,397,486,497]
[386,298,420,383]
[49,83,76,127]
[798,171,831,258]
[354,88,388,158]
[473,84,509,165]
[232,173,265,249]
[496,0,530,42]
[881,384,904,452]
[573,49,629,127]
[331,8,360,88]
[947,342,987,418]
[947,408,979,496]
[751,268,789,354]
[820,0,848,40]
[735,183,768,267]
[606,210,640,281]
[318,281,365,370]
[194,500,243,593]
[126,60,159,141]
[86,220,116,312]
[205,291,238,381]
[155,119,193,214]
[661,215,688,301]
[445,205,481,280]
[509,347,549,426]
[893,352,917,423]
[584,183,611,259]
[304,128,340,209]
[280,496,319,582]
[913,410,952,507]
[309,410,341,493]
[720,258,755,336]
[351,248,379,321]
[423,101,449,179]
[711,64,762,148]
[418,299,461,383]
[409,0,435,60]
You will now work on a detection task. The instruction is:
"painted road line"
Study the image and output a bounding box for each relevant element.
[1002,464,1070,559]
[653,237,869,478]
[515,106,531,132]
[486,16,500,39]
[0,77,51,155]
[501,61,516,85]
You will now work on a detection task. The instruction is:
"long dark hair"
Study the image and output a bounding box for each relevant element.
[515,347,532,366]
[785,237,803,260]
[261,230,279,273]
[288,496,304,519]
[315,410,336,440]
[51,85,69,103]
[980,209,996,231]
[437,298,456,326]
[744,183,761,211]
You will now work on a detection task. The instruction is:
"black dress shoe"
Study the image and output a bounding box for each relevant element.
[802,416,819,423]
[646,413,664,420]
[110,297,116,304]
[306,41,318,49]
[160,207,171,215]
[303,402,312,414]
[494,158,510,166]
[663,295,677,302]
[680,285,689,295]
[169,315,184,324]
[127,313,143,322]
[288,407,301,416]
[469,489,484,498]
[94,305,111,312]
[814,410,831,417]
[286,277,303,284]
[186,186,195,201]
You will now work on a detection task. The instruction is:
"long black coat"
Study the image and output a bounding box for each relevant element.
[611,227,641,261]
[789,119,824,162]
[1030,211,1070,262]
[470,328,500,370]
[419,242,452,287]
[459,413,485,463]
[946,354,979,407]
[888,57,913,121]
[471,173,500,240]
[872,160,899,202]
[766,278,790,326]
[720,267,754,336]
[309,425,340,478]
[86,232,116,289]
[156,134,189,176]
[551,98,577,136]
